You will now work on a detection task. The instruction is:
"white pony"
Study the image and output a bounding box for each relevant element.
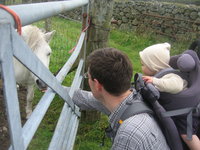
[14,25,55,118]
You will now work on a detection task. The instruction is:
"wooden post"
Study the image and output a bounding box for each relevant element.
[44,0,52,32]
[86,0,114,55]
[81,0,114,122]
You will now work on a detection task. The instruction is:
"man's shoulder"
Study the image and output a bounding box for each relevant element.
[119,113,155,134]
[117,113,164,142]
[113,113,170,150]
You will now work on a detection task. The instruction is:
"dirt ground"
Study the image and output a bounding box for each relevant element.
[0,80,27,150]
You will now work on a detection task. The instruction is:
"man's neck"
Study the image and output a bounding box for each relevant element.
[102,90,132,112]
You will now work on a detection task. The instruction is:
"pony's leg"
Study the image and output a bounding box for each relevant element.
[26,85,34,119]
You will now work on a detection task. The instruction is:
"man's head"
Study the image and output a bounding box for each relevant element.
[139,42,171,74]
[87,48,133,96]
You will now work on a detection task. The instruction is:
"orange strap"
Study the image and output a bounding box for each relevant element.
[68,46,76,54]
[119,120,123,124]
[0,4,22,35]
[82,16,90,32]
[68,16,90,53]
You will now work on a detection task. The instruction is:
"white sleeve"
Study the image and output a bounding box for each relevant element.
[152,73,187,94]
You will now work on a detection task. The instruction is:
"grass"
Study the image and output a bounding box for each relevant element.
[109,29,190,75]
[28,16,192,150]
[74,115,111,150]
[34,17,82,74]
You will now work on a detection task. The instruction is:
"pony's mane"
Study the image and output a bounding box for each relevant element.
[22,25,45,51]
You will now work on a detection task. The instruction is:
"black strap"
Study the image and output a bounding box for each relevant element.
[134,73,160,104]
[106,101,153,140]
[155,68,189,81]
[162,103,200,140]
[134,73,145,91]
[121,101,153,121]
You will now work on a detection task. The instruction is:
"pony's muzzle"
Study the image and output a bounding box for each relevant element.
[36,79,47,92]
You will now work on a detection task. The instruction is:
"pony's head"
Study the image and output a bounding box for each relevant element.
[22,25,55,91]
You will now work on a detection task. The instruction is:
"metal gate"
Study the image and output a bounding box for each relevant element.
[0,0,89,149]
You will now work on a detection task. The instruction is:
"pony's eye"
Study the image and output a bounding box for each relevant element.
[47,52,51,56]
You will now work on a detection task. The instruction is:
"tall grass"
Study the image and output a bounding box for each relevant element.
[28,16,192,150]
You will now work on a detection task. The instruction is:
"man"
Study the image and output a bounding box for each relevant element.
[72,48,170,150]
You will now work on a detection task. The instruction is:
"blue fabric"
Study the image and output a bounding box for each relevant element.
[156,50,200,142]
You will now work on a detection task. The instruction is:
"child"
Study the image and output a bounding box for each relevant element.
[139,42,200,150]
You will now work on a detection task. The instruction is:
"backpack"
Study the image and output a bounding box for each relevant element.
[156,50,200,142]
[106,50,200,150]
[134,73,187,150]
[105,73,184,150]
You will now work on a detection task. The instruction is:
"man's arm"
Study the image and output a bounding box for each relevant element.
[72,89,110,115]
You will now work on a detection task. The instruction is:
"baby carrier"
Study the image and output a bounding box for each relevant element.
[106,50,200,150]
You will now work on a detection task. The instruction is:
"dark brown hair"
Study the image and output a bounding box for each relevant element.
[87,48,133,96]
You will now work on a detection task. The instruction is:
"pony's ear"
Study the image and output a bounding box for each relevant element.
[45,30,56,43]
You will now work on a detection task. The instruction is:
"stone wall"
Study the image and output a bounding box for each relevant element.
[132,0,200,5]
[62,1,200,40]
[113,1,200,40]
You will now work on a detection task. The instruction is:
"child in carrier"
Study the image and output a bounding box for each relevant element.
[139,42,200,150]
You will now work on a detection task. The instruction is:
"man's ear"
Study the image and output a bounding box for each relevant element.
[94,79,103,91]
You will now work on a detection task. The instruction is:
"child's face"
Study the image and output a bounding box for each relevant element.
[141,61,156,76]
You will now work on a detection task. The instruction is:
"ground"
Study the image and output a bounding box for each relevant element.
[0,80,27,150]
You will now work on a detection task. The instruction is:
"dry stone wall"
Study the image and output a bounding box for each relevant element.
[62,1,200,40]
[113,1,200,40]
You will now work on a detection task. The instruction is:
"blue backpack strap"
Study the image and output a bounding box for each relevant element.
[155,68,189,81]
[163,102,200,140]
[134,73,160,104]
[134,73,184,150]
[155,67,198,140]
[120,101,153,121]
[105,100,153,140]
[152,101,184,150]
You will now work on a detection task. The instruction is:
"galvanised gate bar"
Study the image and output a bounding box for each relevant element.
[0,0,89,149]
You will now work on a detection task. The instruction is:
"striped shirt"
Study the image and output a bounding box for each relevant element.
[72,89,170,150]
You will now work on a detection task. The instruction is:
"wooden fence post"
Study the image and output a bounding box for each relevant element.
[86,0,114,56]
[44,0,52,32]
[81,0,114,122]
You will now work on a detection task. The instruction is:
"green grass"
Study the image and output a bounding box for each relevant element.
[28,16,192,150]
[74,115,111,150]
[109,29,190,75]
[34,17,82,74]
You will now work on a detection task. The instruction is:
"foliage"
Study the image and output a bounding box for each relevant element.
[28,16,192,150]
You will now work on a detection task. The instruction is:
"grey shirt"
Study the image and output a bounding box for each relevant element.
[72,89,170,150]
